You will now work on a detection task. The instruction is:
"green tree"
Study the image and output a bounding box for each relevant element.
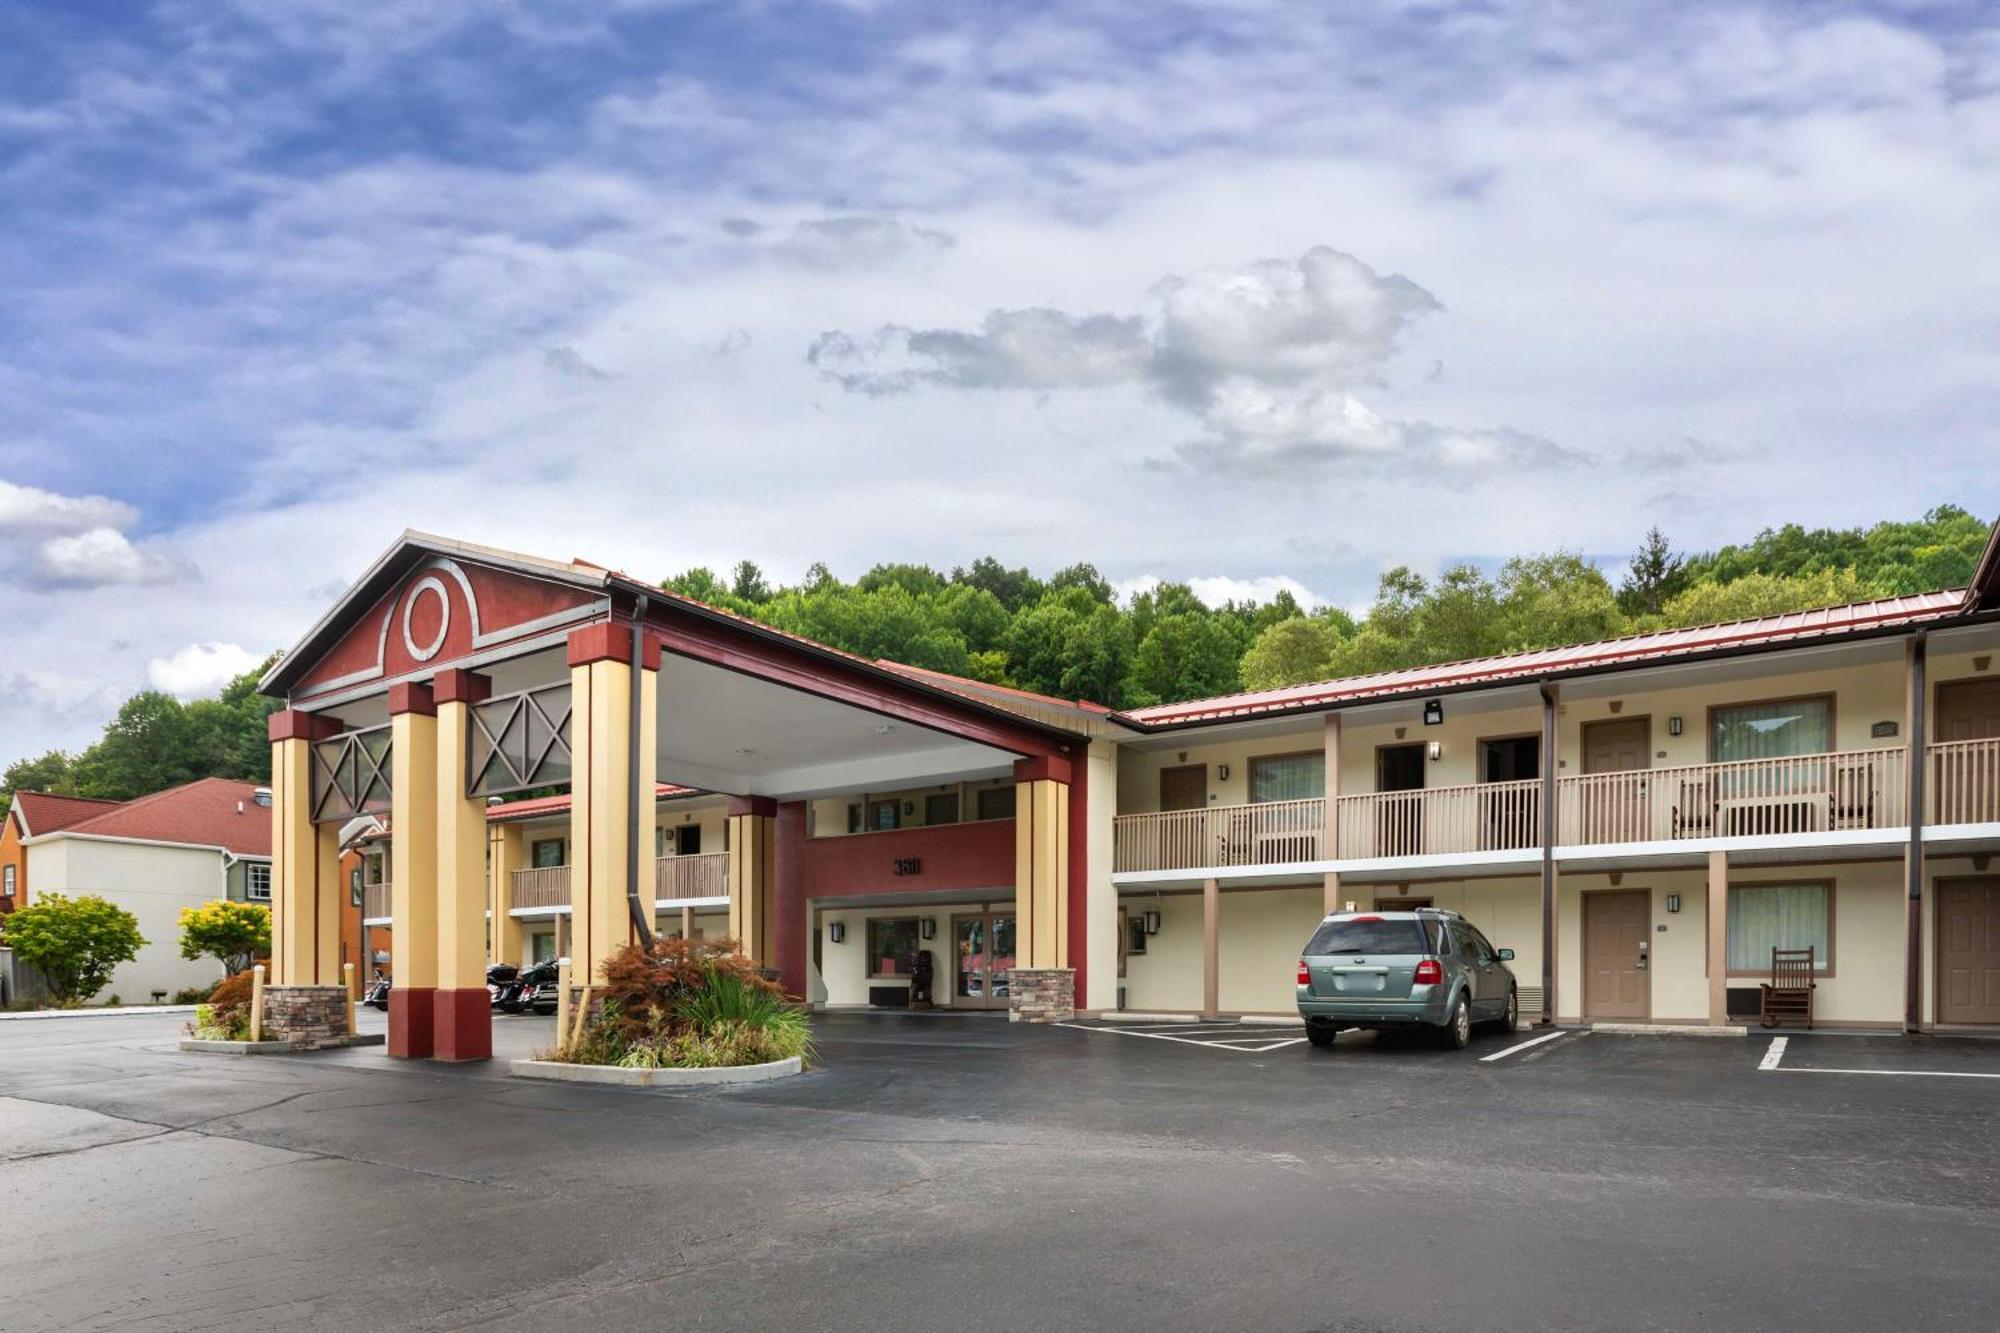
[1046,562,1115,605]
[952,557,1043,611]
[1618,526,1686,617]
[1659,567,1871,627]
[1005,588,1135,704]
[1,750,80,818]
[1131,612,1244,706]
[1240,615,1349,691]
[1,893,146,1004]
[730,560,773,603]
[178,899,272,976]
[1498,552,1624,650]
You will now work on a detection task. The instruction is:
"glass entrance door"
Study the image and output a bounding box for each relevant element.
[953,913,1017,1009]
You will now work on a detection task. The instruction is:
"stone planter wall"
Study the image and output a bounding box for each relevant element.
[1007,967,1075,1023]
[262,985,352,1050]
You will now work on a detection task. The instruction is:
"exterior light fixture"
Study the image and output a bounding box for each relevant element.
[1666,894,1681,913]
[1218,764,1231,781]
[1143,909,1162,935]
[920,918,935,940]
[828,922,845,944]
[1667,716,1684,736]
[1427,741,1441,762]
[1423,699,1444,725]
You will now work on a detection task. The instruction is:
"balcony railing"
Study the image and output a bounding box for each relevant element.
[362,881,391,920]
[1112,797,1325,872]
[1558,746,1907,846]
[510,865,571,910]
[1929,738,2000,826]
[1335,779,1541,860]
[656,851,728,899]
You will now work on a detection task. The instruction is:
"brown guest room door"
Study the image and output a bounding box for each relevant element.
[1582,718,1650,843]
[1584,890,1649,1020]
[1938,879,2000,1026]
[1935,681,2000,825]
[1160,765,1207,812]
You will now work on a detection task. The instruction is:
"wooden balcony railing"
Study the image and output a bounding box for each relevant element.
[656,851,727,899]
[362,881,391,920]
[1929,738,2000,826]
[1112,797,1325,872]
[1557,746,1907,846]
[1335,779,1541,860]
[509,865,571,910]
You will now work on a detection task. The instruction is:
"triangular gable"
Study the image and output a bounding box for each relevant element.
[269,534,613,702]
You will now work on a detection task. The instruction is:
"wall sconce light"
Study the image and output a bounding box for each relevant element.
[1667,716,1683,737]
[1427,741,1441,762]
[1665,894,1681,913]
[1217,764,1231,781]
[903,801,914,816]
[828,922,845,944]
[1143,909,1162,935]
[920,918,935,940]
[1423,699,1444,726]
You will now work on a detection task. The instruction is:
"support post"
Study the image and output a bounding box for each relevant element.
[727,797,778,964]
[1707,850,1729,1026]
[267,709,341,986]
[1905,632,1928,1034]
[773,801,809,995]
[388,682,439,1058]
[488,822,525,969]
[1011,754,1074,1022]
[249,963,265,1042]
[1202,876,1220,1020]
[433,669,492,1061]
[1538,682,1560,1026]
[1322,713,1343,914]
[567,623,659,990]
[343,962,356,1036]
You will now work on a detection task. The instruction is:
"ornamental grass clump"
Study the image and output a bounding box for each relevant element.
[549,937,815,1069]
[189,970,256,1041]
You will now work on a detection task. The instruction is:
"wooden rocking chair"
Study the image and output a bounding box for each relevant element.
[1758,947,1816,1029]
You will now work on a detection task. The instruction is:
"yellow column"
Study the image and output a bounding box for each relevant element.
[1202,876,1220,1019]
[267,709,341,986]
[389,682,439,1058]
[489,822,525,969]
[1707,850,1729,1026]
[433,670,492,1060]
[567,623,658,988]
[1322,712,1343,915]
[1013,760,1071,970]
[727,798,777,961]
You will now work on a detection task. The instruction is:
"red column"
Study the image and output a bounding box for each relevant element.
[774,801,809,999]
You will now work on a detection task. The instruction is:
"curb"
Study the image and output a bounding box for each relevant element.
[510,1055,803,1087]
[179,1033,386,1055]
[1591,1022,1747,1037]
[1,1004,201,1021]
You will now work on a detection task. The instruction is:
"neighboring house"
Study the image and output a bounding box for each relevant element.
[4,779,274,1001]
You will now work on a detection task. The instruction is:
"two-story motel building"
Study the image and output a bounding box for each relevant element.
[256,524,2000,1058]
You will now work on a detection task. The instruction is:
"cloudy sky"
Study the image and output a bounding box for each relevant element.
[2,1,1997,759]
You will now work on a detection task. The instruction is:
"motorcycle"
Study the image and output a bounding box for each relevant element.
[515,960,561,1016]
[363,971,391,1011]
[486,963,526,1014]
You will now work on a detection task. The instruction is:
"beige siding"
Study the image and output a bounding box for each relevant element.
[28,838,231,1000]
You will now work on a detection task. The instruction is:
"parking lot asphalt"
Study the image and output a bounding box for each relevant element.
[3,1008,1997,1332]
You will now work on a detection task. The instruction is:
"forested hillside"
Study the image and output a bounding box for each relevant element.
[3,506,1987,815]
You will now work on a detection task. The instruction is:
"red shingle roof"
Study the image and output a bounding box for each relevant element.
[1125,589,1968,726]
[484,782,700,823]
[56,778,273,857]
[10,791,124,837]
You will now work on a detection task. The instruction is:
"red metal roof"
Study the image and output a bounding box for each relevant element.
[1124,589,1968,726]
[10,791,124,837]
[485,782,700,823]
[55,778,274,856]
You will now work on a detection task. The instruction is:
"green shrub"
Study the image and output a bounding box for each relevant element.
[189,970,256,1041]
[170,985,214,1005]
[550,942,813,1069]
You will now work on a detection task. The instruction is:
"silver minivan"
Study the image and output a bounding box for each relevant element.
[1296,908,1518,1050]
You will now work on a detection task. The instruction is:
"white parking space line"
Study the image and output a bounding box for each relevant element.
[1478,1029,1575,1063]
[1759,1036,1788,1070]
[1056,1023,1304,1054]
[1772,1066,2000,1080]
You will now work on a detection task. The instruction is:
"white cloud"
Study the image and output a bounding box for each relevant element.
[1114,573,1325,611]
[0,479,135,536]
[33,527,193,589]
[146,641,262,698]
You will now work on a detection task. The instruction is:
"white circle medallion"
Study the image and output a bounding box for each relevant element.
[402,576,451,662]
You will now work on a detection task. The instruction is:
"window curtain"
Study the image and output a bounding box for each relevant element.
[1251,753,1324,803]
[1726,883,1830,972]
[1711,698,1832,762]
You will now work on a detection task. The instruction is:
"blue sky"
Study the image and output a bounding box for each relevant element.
[2,1,1997,759]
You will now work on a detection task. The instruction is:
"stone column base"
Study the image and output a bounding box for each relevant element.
[388,986,436,1059]
[262,985,353,1051]
[1008,968,1075,1023]
[432,987,492,1062]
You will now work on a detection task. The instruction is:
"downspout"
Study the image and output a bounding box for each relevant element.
[626,595,656,950]
[1904,630,1926,1034]
[1538,681,1558,1027]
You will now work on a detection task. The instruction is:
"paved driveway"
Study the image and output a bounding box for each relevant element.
[3,1009,1997,1331]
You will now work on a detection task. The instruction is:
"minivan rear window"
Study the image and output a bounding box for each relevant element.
[1304,917,1431,956]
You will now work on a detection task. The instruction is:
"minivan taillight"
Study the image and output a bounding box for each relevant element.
[1297,959,1311,986]
[1412,958,1443,986]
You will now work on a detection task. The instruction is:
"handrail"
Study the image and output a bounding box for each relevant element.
[1557,745,1907,845]
[1336,779,1540,859]
[509,865,571,909]
[655,851,728,899]
[1928,738,2000,826]
[1112,797,1324,872]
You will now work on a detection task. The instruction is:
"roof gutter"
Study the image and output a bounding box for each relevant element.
[625,592,655,951]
